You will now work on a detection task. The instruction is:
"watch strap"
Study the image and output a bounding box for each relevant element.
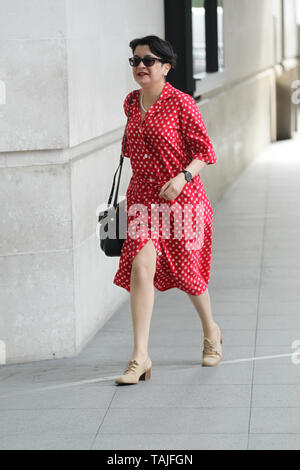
[181,170,192,182]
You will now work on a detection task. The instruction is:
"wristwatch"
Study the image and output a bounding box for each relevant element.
[181,170,193,183]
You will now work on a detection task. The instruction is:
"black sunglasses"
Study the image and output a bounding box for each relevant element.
[129,55,166,67]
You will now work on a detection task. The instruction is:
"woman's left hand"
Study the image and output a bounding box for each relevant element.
[158,173,186,201]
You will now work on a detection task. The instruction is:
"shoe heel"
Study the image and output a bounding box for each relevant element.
[140,367,151,381]
[218,326,222,344]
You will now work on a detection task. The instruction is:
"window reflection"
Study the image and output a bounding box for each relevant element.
[192,0,224,77]
[218,0,224,70]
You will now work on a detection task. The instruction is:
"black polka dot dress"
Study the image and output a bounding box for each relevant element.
[113,81,217,295]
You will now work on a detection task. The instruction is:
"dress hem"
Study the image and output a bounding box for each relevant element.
[113,278,208,296]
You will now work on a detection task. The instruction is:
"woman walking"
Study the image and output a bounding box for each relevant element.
[113,35,222,385]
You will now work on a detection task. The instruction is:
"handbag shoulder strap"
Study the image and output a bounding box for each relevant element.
[107,91,137,210]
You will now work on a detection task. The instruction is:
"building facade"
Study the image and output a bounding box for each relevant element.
[0,0,299,364]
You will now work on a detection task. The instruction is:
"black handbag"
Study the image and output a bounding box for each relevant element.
[97,93,134,257]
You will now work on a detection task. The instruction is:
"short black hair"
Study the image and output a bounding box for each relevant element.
[129,35,177,79]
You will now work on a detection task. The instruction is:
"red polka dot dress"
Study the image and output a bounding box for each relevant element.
[113,81,217,296]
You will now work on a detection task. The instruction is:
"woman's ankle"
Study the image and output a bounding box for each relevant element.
[203,321,219,340]
[131,352,149,363]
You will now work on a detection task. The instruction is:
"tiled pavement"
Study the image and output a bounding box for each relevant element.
[1,138,300,450]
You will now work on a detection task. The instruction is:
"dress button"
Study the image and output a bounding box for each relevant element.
[144,154,148,158]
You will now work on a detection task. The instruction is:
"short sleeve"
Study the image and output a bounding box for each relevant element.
[121,92,133,158]
[179,94,217,165]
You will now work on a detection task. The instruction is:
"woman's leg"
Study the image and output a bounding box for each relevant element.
[130,238,157,363]
[187,288,219,342]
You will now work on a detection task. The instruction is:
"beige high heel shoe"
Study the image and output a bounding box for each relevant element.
[202,324,223,367]
[115,356,152,385]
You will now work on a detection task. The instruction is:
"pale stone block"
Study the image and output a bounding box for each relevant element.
[0,38,68,151]
[0,164,72,255]
[73,231,128,352]
[0,0,66,40]
[0,250,74,364]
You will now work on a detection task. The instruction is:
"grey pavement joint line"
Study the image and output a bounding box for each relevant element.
[89,388,118,450]
[246,158,269,450]
[0,352,299,399]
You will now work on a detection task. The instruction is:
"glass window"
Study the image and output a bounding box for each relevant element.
[192,0,224,78]
[218,0,224,70]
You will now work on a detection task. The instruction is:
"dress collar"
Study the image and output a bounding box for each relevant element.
[156,80,175,101]
[136,80,175,103]
[135,81,175,127]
